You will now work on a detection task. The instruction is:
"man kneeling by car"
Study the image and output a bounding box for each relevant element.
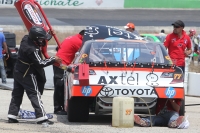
[134,98,186,128]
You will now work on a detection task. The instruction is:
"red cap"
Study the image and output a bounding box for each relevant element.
[124,23,135,29]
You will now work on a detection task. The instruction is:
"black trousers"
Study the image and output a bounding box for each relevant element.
[53,65,64,112]
[8,70,48,121]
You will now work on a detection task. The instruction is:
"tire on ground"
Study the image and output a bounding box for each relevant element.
[67,97,89,122]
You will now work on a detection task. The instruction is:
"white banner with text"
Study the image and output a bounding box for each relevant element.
[0,0,124,9]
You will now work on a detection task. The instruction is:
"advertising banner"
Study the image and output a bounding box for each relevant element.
[0,0,124,8]
[124,0,200,9]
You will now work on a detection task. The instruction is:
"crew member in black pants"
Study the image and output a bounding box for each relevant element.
[7,26,61,124]
[53,65,67,115]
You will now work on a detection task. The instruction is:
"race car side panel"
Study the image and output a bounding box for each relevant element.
[155,87,184,99]
[71,85,103,97]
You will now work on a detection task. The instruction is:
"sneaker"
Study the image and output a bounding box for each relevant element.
[37,119,54,125]
[168,116,185,128]
[54,110,67,115]
[134,115,149,127]
[8,118,19,123]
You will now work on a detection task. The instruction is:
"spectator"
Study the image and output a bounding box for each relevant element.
[53,30,85,115]
[161,29,165,34]
[188,29,198,61]
[164,20,192,73]
[124,22,140,36]
[7,26,62,124]
[0,28,9,84]
[197,35,200,62]
[160,29,166,35]
[134,99,185,128]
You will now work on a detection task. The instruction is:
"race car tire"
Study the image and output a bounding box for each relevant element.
[179,98,185,116]
[67,97,89,122]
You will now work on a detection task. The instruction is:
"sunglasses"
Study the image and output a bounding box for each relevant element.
[174,26,180,28]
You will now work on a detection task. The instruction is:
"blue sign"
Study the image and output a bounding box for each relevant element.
[165,87,176,98]
[81,86,92,96]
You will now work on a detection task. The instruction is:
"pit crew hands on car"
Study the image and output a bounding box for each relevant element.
[134,99,185,128]
[7,26,62,125]
[53,30,85,115]
[164,20,192,73]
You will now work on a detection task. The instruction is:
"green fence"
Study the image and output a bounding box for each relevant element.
[124,0,200,8]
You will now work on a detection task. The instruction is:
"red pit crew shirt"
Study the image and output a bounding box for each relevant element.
[164,30,191,66]
[56,34,83,65]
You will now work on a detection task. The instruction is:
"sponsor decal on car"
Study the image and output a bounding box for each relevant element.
[155,87,184,99]
[165,87,176,98]
[79,53,88,63]
[165,56,171,60]
[96,72,161,86]
[97,73,139,85]
[174,74,182,79]
[98,86,157,97]
[81,86,92,96]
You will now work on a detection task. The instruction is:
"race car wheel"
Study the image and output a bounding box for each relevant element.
[179,98,185,116]
[67,97,89,122]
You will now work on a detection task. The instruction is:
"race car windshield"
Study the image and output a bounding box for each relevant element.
[75,40,172,65]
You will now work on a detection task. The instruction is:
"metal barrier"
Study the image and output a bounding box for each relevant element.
[187,72,200,97]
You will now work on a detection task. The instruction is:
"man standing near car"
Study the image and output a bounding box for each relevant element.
[164,20,192,73]
[0,28,9,84]
[53,30,85,115]
[7,26,62,124]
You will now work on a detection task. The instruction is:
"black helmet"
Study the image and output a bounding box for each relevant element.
[29,26,51,46]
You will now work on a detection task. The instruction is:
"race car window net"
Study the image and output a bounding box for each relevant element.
[74,41,174,68]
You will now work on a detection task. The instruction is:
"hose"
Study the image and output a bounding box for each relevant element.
[131,96,153,127]
[185,104,200,106]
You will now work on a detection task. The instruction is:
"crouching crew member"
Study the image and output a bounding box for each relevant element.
[7,26,62,124]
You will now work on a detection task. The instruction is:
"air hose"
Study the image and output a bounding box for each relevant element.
[185,104,200,106]
[131,96,153,127]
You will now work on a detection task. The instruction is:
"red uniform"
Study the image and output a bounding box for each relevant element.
[56,34,83,65]
[156,99,181,114]
[164,30,191,66]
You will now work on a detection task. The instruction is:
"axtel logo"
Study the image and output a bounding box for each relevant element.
[81,86,92,96]
[165,87,176,98]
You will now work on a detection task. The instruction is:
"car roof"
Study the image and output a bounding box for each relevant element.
[83,25,144,43]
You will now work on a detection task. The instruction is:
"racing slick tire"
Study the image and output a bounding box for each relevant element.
[179,98,185,116]
[67,97,89,122]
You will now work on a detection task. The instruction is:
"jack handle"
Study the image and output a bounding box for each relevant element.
[34,1,61,49]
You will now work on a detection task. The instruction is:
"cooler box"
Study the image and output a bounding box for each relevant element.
[112,97,134,128]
